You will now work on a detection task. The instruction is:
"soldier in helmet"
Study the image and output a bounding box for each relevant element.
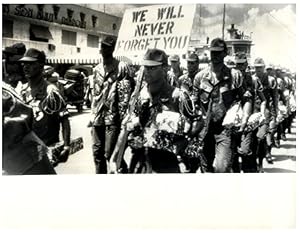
[90,36,133,174]
[233,53,267,172]
[19,48,71,167]
[178,53,200,96]
[193,38,252,173]
[2,43,27,88]
[113,48,202,173]
[177,53,203,172]
[2,82,56,175]
[252,57,278,171]
[167,54,184,87]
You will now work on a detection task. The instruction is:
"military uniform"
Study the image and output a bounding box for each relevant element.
[22,79,67,146]
[194,65,247,172]
[233,53,267,172]
[251,58,278,170]
[167,54,184,87]
[275,72,287,145]
[91,58,132,173]
[2,43,26,88]
[2,82,56,175]
[19,48,71,167]
[127,85,195,173]
[125,49,199,173]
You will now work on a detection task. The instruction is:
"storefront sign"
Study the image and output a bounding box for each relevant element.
[12,5,85,28]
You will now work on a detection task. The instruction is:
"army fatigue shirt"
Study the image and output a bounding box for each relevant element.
[193,65,247,124]
[92,58,132,126]
[22,78,67,146]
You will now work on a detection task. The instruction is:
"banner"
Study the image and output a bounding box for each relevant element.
[114,4,196,58]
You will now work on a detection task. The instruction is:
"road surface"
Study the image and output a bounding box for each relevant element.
[55,107,296,174]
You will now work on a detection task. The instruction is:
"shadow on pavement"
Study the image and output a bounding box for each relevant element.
[286,137,296,142]
[280,144,296,149]
[264,168,296,173]
[273,155,296,162]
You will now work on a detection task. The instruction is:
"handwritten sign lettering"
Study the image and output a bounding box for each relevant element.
[114,4,196,58]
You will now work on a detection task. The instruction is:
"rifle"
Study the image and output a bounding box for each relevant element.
[110,67,144,173]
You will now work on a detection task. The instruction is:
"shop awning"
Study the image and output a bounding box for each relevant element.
[46,56,139,65]
[46,56,102,65]
[30,25,53,40]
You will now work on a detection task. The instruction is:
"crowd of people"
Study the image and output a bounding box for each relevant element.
[2,36,296,174]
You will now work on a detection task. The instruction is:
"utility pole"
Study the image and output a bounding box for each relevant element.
[222,4,226,39]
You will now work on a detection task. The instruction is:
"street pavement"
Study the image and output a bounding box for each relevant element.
[55,106,296,174]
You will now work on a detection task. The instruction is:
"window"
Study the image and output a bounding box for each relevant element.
[62,30,77,46]
[87,34,99,48]
[3,19,13,38]
[227,47,233,56]
[234,45,247,54]
[30,24,52,42]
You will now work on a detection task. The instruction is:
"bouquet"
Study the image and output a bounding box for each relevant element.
[222,102,243,129]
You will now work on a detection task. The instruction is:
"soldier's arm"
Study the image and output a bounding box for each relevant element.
[55,88,71,152]
[233,70,252,131]
[60,113,71,147]
[177,75,183,89]
[192,72,202,106]
[44,84,71,147]
[258,91,267,117]
[253,76,267,116]
[270,76,279,115]
[117,61,130,79]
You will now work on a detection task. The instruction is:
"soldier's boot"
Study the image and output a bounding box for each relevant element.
[265,145,274,164]
[95,159,107,174]
[274,139,280,148]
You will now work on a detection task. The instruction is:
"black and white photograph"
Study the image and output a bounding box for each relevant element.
[0,1,297,231]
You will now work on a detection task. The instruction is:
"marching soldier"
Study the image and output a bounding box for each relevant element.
[90,36,133,174]
[2,43,27,88]
[252,58,278,171]
[167,54,184,87]
[178,53,202,172]
[178,53,200,95]
[19,48,71,167]
[2,82,56,175]
[111,48,202,173]
[193,38,252,173]
[234,53,267,172]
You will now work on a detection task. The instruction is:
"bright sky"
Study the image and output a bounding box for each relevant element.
[199,4,296,71]
[103,3,296,71]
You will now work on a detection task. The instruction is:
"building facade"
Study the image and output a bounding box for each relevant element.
[2,4,122,64]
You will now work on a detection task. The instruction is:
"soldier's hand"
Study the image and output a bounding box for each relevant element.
[109,161,118,174]
[126,116,140,131]
[3,115,30,144]
[118,62,129,78]
[87,113,96,127]
[59,146,70,163]
[237,123,246,134]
